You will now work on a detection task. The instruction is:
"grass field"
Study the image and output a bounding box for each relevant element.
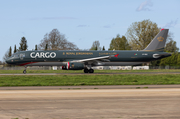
[0,73,180,86]
[1,69,180,86]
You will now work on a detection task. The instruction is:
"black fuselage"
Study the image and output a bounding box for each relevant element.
[6,50,171,67]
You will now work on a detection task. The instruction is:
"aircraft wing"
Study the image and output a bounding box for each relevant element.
[72,54,118,63]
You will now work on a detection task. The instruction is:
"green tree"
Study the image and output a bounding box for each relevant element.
[126,19,180,66]
[35,45,38,50]
[39,29,78,50]
[177,54,180,66]
[160,53,178,66]
[8,46,12,57]
[90,41,101,50]
[45,44,48,50]
[165,33,179,52]
[14,45,17,53]
[126,19,160,50]
[19,37,28,51]
[158,33,179,66]
[95,46,98,50]
[150,60,161,66]
[102,46,105,50]
[109,35,131,50]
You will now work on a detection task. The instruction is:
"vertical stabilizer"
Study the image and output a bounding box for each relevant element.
[143,29,169,51]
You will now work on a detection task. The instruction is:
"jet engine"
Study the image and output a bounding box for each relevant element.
[62,62,84,70]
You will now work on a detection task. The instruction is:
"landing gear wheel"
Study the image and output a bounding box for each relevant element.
[84,69,89,73]
[23,66,27,74]
[23,70,26,74]
[89,69,94,73]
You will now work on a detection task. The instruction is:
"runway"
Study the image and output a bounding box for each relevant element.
[0,88,180,119]
[1,72,180,75]
[0,85,180,90]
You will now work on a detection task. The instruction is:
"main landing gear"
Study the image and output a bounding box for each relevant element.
[84,68,94,73]
[23,66,27,74]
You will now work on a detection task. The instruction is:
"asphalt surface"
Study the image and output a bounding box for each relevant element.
[1,73,180,118]
[0,88,180,119]
[1,72,180,75]
[0,85,180,90]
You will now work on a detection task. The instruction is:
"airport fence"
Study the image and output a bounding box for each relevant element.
[149,66,180,69]
[0,66,51,70]
[1,66,180,70]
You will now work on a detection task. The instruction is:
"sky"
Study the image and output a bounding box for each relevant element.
[0,0,180,61]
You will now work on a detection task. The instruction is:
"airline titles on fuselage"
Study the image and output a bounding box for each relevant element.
[63,52,119,55]
[64,52,93,55]
[30,52,56,58]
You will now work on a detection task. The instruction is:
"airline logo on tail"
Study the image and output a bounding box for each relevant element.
[157,36,164,42]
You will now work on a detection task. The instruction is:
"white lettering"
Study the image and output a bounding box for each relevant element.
[45,52,50,58]
[50,52,56,58]
[30,52,35,58]
[35,52,40,58]
[30,52,56,58]
[40,52,45,58]
[142,53,148,56]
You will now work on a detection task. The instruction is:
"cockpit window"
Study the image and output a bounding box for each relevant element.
[14,54,20,58]
[10,54,20,58]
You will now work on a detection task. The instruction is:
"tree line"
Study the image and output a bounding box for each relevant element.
[1,19,179,66]
[3,37,28,62]
[90,19,179,66]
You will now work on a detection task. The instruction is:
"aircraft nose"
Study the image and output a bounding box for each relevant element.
[5,58,11,64]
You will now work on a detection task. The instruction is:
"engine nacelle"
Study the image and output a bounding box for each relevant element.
[62,62,84,70]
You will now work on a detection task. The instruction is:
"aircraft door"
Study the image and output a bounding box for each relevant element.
[20,53,25,60]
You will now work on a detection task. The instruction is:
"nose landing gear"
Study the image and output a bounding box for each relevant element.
[23,70,26,74]
[23,66,27,74]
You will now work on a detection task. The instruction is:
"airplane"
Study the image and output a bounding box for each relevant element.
[6,29,171,74]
